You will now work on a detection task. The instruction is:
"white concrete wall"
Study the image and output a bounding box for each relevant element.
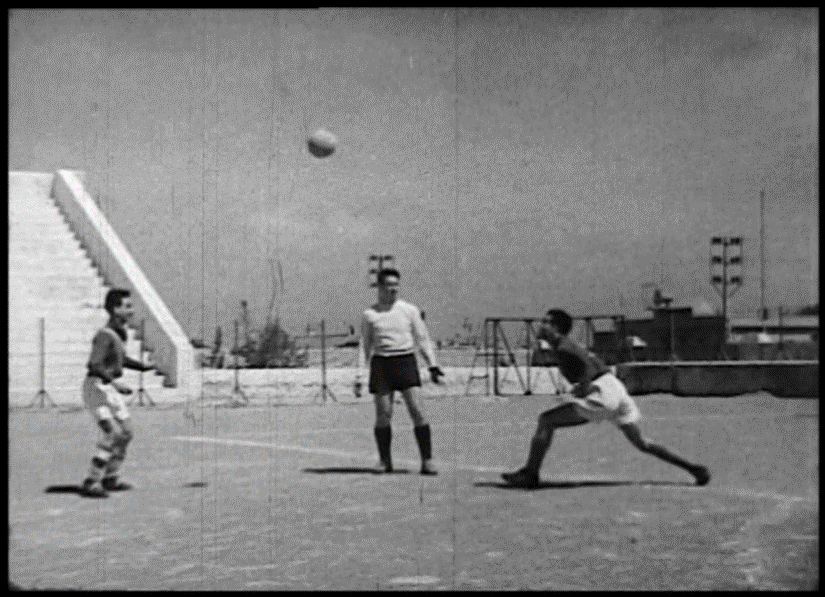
[51,170,195,395]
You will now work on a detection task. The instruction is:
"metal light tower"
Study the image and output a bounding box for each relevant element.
[710,236,743,359]
[369,254,395,287]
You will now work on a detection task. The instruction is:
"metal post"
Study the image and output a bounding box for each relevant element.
[483,318,490,396]
[314,320,337,404]
[668,308,678,362]
[493,320,500,396]
[760,188,767,320]
[132,318,155,407]
[524,320,532,396]
[231,319,249,405]
[29,317,55,408]
[775,306,789,360]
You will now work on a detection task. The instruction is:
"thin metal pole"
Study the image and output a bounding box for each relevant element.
[231,319,248,405]
[760,189,766,320]
[524,320,532,396]
[39,317,46,396]
[315,320,336,404]
[483,319,490,396]
[493,320,499,396]
[29,317,55,408]
[133,318,155,407]
[321,319,327,402]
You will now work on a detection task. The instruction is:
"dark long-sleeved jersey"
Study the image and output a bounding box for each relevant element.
[537,327,609,386]
[87,323,147,383]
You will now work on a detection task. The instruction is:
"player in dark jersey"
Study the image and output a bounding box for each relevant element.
[502,309,710,488]
[80,289,154,497]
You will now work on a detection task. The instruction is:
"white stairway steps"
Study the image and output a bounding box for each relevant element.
[8,172,172,407]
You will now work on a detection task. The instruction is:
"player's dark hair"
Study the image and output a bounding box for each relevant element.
[377,268,401,285]
[104,288,131,314]
[546,309,573,335]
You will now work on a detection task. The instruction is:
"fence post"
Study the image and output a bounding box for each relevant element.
[28,317,56,408]
[314,319,337,404]
[230,319,249,406]
[130,318,155,407]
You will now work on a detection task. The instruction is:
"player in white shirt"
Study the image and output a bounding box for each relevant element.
[355,268,444,475]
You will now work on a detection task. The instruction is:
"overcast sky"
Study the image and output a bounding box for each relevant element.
[9,9,818,342]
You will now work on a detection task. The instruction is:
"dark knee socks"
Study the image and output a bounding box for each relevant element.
[374,426,392,467]
[413,424,432,461]
[375,424,433,467]
[645,442,696,471]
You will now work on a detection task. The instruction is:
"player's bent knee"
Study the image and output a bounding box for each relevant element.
[375,413,392,427]
[409,411,427,427]
[622,426,650,451]
[96,437,116,452]
[112,430,132,449]
[538,411,559,429]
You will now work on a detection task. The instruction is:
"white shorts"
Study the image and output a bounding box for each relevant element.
[562,373,640,426]
[82,376,130,422]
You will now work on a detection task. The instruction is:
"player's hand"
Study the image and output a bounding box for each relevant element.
[113,381,133,395]
[353,380,363,398]
[429,366,445,384]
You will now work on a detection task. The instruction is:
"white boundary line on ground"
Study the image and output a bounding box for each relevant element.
[202,411,816,439]
[169,435,817,505]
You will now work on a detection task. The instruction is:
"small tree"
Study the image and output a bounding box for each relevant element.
[250,319,307,368]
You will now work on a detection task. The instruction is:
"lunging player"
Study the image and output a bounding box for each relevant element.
[502,309,710,488]
[355,268,445,475]
[80,289,154,497]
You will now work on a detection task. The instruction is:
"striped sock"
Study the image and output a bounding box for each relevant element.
[103,444,126,480]
[86,449,111,484]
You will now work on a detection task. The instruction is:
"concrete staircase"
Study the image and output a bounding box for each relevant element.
[8,172,168,407]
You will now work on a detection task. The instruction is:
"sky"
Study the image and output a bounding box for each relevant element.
[9,8,819,343]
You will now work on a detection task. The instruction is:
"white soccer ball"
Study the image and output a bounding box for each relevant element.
[307,128,337,158]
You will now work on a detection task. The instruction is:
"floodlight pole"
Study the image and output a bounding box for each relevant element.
[369,254,395,287]
[710,236,743,360]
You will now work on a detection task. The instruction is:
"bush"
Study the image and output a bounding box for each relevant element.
[247,320,308,368]
[797,304,819,316]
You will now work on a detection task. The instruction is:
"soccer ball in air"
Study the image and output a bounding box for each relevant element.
[307,128,337,158]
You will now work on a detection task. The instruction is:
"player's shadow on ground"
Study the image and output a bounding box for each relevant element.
[45,482,208,494]
[474,479,692,491]
[302,467,411,475]
[44,484,84,495]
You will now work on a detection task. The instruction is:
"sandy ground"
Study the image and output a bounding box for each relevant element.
[9,394,818,590]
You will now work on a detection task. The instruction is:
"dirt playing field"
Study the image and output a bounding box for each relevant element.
[9,392,818,590]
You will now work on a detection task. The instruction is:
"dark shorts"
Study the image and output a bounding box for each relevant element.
[369,354,421,395]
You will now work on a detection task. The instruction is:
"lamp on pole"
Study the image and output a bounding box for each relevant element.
[710,236,743,359]
[369,254,395,287]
